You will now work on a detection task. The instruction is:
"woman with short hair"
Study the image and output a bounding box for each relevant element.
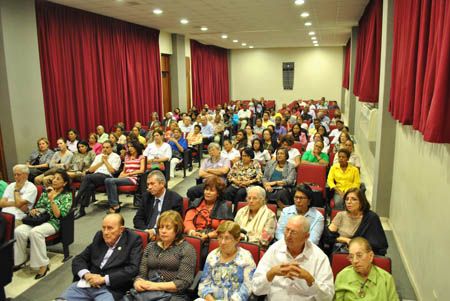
[26,137,54,183]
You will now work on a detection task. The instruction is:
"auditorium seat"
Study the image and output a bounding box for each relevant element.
[331,252,392,279]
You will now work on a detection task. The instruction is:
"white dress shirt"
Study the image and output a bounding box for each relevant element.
[252,239,334,301]
[91,152,122,176]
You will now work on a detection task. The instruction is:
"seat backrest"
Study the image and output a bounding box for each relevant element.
[34,185,44,207]
[316,207,325,217]
[208,238,220,253]
[332,253,392,279]
[132,229,149,250]
[297,164,327,189]
[182,198,189,218]
[292,142,303,154]
[331,209,341,221]
[236,202,277,216]
[185,235,202,273]
[208,239,261,265]
[0,212,15,241]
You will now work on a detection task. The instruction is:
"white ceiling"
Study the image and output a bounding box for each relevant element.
[48,0,368,49]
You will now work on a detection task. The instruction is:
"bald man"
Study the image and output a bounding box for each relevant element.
[60,214,142,301]
[252,215,334,300]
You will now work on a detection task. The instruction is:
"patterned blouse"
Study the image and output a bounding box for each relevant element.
[227,160,263,188]
[137,240,196,294]
[198,247,256,301]
[69,151,96,172]
[36,191,72,231]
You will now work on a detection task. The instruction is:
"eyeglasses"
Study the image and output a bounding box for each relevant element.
[345,198,359,203]
[294,196,309,201]
[347,252,367,262]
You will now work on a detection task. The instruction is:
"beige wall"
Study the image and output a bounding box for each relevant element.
[159,30,172,55]
[389,124,449,301]
[230,47,343,107]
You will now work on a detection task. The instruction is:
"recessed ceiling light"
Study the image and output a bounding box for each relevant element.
[249,46,254,48]
[313,41,318,44]
[153,8,163,15]
[241,43,247,46]
[221,34,228,39]
[295,0,305,5]
[200,26,208,31]
[314,44,319,47]
[311,36,317,40]
[305,22,312,26]
[309,31,315,36]
[300,12,310,18]
[233,39,239,43]
[180,18,189,24]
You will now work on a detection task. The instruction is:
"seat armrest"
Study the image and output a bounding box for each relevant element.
[187,270,203,295]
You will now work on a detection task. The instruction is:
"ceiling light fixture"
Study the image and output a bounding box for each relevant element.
[309,31,315,36]
[241,43,247,46]
[294,0,305,5]
[180,18,189,24]
[300,12,310,18]
[200,26,208,31]
[153,8,163,15]
[249,46,254,48]
[311,36,317,40]
[305,22,312,26]
[221,34,228,39]
[314,44,319,47]
[233,39,239,43]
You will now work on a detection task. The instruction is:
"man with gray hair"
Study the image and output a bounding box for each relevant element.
[252,215,334,300]
[186,143,230,202]
[179,116,194,135]
[133,170,182,240]
[96,125,109,143]
[0,164,37,225]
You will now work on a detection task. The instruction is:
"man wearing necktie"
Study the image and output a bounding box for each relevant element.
[133,170,183,240]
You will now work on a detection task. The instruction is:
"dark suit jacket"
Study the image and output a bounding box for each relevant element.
[72,229,142,300]
[133,189,183,230]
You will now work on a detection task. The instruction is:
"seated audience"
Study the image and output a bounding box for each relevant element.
[212,113,225,143]
[234,186,276,248]
[302,140,330,165]
[244,125,258,146]
[290,123,308,147]
[34,138,73,186]
[263,147,297,208]
[67,140,96,181]
[148,112,160,129]
[275,184,324,245]
[233,129,248,151]
[262,111,274,128]
[333,139,361,169]
[145,121,162,143]
[334,131,351,153]
[252,215,334,300]
[186,143,230,202]
[179,116,194,135]
[317,125,330,146]
[96,125,109,143]
[306,132,330,153]
[130,126,147,146]
[200,116,214,145]
[334,237,399,301]
[308,118,321,136]
[262,128,276,154]
[133,170,183,240]
[114,126,127,145]
[133,211,196,301]
[88,132,102,155]
[143,129,172,170]
[108,133,124,157]
[328,188,388,255]
[220,139,240,164]
[60,213,141,300]
[168,128,188,178]
[66,128,79,153]
[14,169,72,279]
[26,137,54,182]
[253,117,264,135]
[184,176,232,241]
[252,138,271,167]
[275,135,301,167]
[105,141,145,213]
[274,116,287,136]
[327,149,360,209]
[237,104,251,130]
[197,221,256,301]
[74,141,121,219]
[329,120,344,144]
[0,165,37,226]
[186,124,203,146]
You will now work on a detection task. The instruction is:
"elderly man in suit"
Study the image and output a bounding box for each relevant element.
[59,213,142,301]
[133,170,183,240]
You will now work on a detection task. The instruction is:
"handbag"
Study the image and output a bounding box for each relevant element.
[122,289,171,301]
[22,209,51,226]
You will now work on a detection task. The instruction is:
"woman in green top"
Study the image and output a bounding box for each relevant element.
[301,140,329,165]
[14,169,72,279]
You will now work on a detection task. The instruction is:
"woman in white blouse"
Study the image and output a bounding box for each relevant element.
[143,129,172,169]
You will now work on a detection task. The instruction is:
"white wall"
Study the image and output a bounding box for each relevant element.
[159,30,172,54]
[389,124,450,301]
[230,47,343,107]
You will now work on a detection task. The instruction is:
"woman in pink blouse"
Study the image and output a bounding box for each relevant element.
[88,132,102,155]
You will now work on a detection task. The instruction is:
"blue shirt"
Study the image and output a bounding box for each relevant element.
[168,137,188,152]
[276,206,324,245]
[275,125,287,136]
[201,123,214,138]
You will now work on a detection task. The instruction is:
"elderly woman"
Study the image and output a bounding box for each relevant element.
[224,148,263,207]
[67,140,96,181]
[220,139,240,164]
[197,221,256,301]
[133,211,196,301]
[234,186,276,248]
[186,124,203,146]
[274,135,301,167]
[66,128,79,153]
[105,140,145,213]
[275,184,324,244]
[333,139,361,169]
[26,137,54,183]
[143,129,172,170]
[14,169,72,279]
[263,147,297,209]
[184,176,232,241]
[328,188,388,255]
[252,138,271,168]
[34,138,73,186]
[327,149,360,209]
[335,237,399,301]
[302,140,330,165]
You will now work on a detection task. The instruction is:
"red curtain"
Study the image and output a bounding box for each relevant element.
[190,40,230,108]
[353,0,382,103]
[389,0,450,143]
[36,1,162,144]
[342,40,351,89]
